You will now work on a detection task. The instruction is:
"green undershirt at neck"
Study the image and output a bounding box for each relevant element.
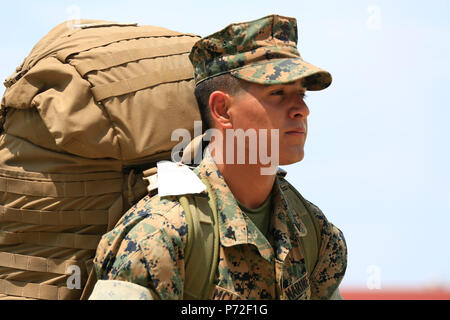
[237,193,273,239]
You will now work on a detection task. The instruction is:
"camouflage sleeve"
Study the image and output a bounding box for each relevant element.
[93,196,188,300]
[89,279,160,300]
[305,200,348,300]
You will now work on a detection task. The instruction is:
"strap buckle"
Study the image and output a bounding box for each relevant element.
[3,70,26,88]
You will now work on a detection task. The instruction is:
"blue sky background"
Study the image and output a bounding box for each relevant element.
[1,0,449,290]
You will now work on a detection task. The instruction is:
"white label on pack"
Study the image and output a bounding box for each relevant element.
[157,161,206,197]
[144,174,159,193]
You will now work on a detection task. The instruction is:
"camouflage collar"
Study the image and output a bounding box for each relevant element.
[194,148,307,264]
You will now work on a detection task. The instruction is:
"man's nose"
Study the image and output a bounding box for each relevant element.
[289,97,310,119]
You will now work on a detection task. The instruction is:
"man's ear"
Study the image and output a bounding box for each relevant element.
[209,91,233,129]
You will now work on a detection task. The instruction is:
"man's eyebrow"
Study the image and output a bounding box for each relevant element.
[284,81,307,90]
[263,81,306,92]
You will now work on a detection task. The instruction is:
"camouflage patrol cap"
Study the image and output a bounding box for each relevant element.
[189,14,332,90]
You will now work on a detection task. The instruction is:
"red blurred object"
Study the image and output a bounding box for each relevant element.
[340,287,450,300]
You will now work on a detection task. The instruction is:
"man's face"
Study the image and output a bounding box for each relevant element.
[227,79,310,166]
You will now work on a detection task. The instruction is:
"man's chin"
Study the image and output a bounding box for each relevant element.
[279,151,305,166]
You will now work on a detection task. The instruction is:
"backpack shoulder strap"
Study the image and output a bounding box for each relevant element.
[283,180,322,276]
[179,177,219,300]
[181,175,322,298]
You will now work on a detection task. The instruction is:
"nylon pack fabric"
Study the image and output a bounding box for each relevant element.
[0,20,201,299]
[0,168,126,300]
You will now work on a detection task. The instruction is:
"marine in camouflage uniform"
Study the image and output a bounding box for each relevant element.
[90,14,347,300]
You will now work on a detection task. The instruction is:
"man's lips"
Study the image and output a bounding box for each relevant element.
[285,128,306,135]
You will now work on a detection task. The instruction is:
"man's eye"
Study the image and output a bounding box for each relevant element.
[300,92,308,100]
[270,90,284,96]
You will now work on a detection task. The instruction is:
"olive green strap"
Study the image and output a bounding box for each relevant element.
[284,182,322,276]
[179,195,194,268]
[180,178,219,300]
[180,195,211,299]
[298,215,319,277]
[201,178,220,300]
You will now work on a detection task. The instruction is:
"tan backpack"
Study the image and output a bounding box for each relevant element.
[0,20,201,300]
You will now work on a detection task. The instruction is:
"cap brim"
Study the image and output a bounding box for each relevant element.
[230,58,332,91]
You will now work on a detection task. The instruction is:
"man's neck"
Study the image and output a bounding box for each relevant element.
[214,159,276,210]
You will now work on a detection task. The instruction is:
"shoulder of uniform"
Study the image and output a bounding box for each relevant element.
[300,200,347,299]
[110,192,183,231]
[276,175,312,209]
[302,197,327,220]
[94,193,188,279]
[300,196,341,241]
[278,178,343,241]
[309,216,348,299]
[130,196,187,239]
[122,192,189,243]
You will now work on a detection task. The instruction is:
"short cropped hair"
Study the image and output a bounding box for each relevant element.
[194,74,249,130]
